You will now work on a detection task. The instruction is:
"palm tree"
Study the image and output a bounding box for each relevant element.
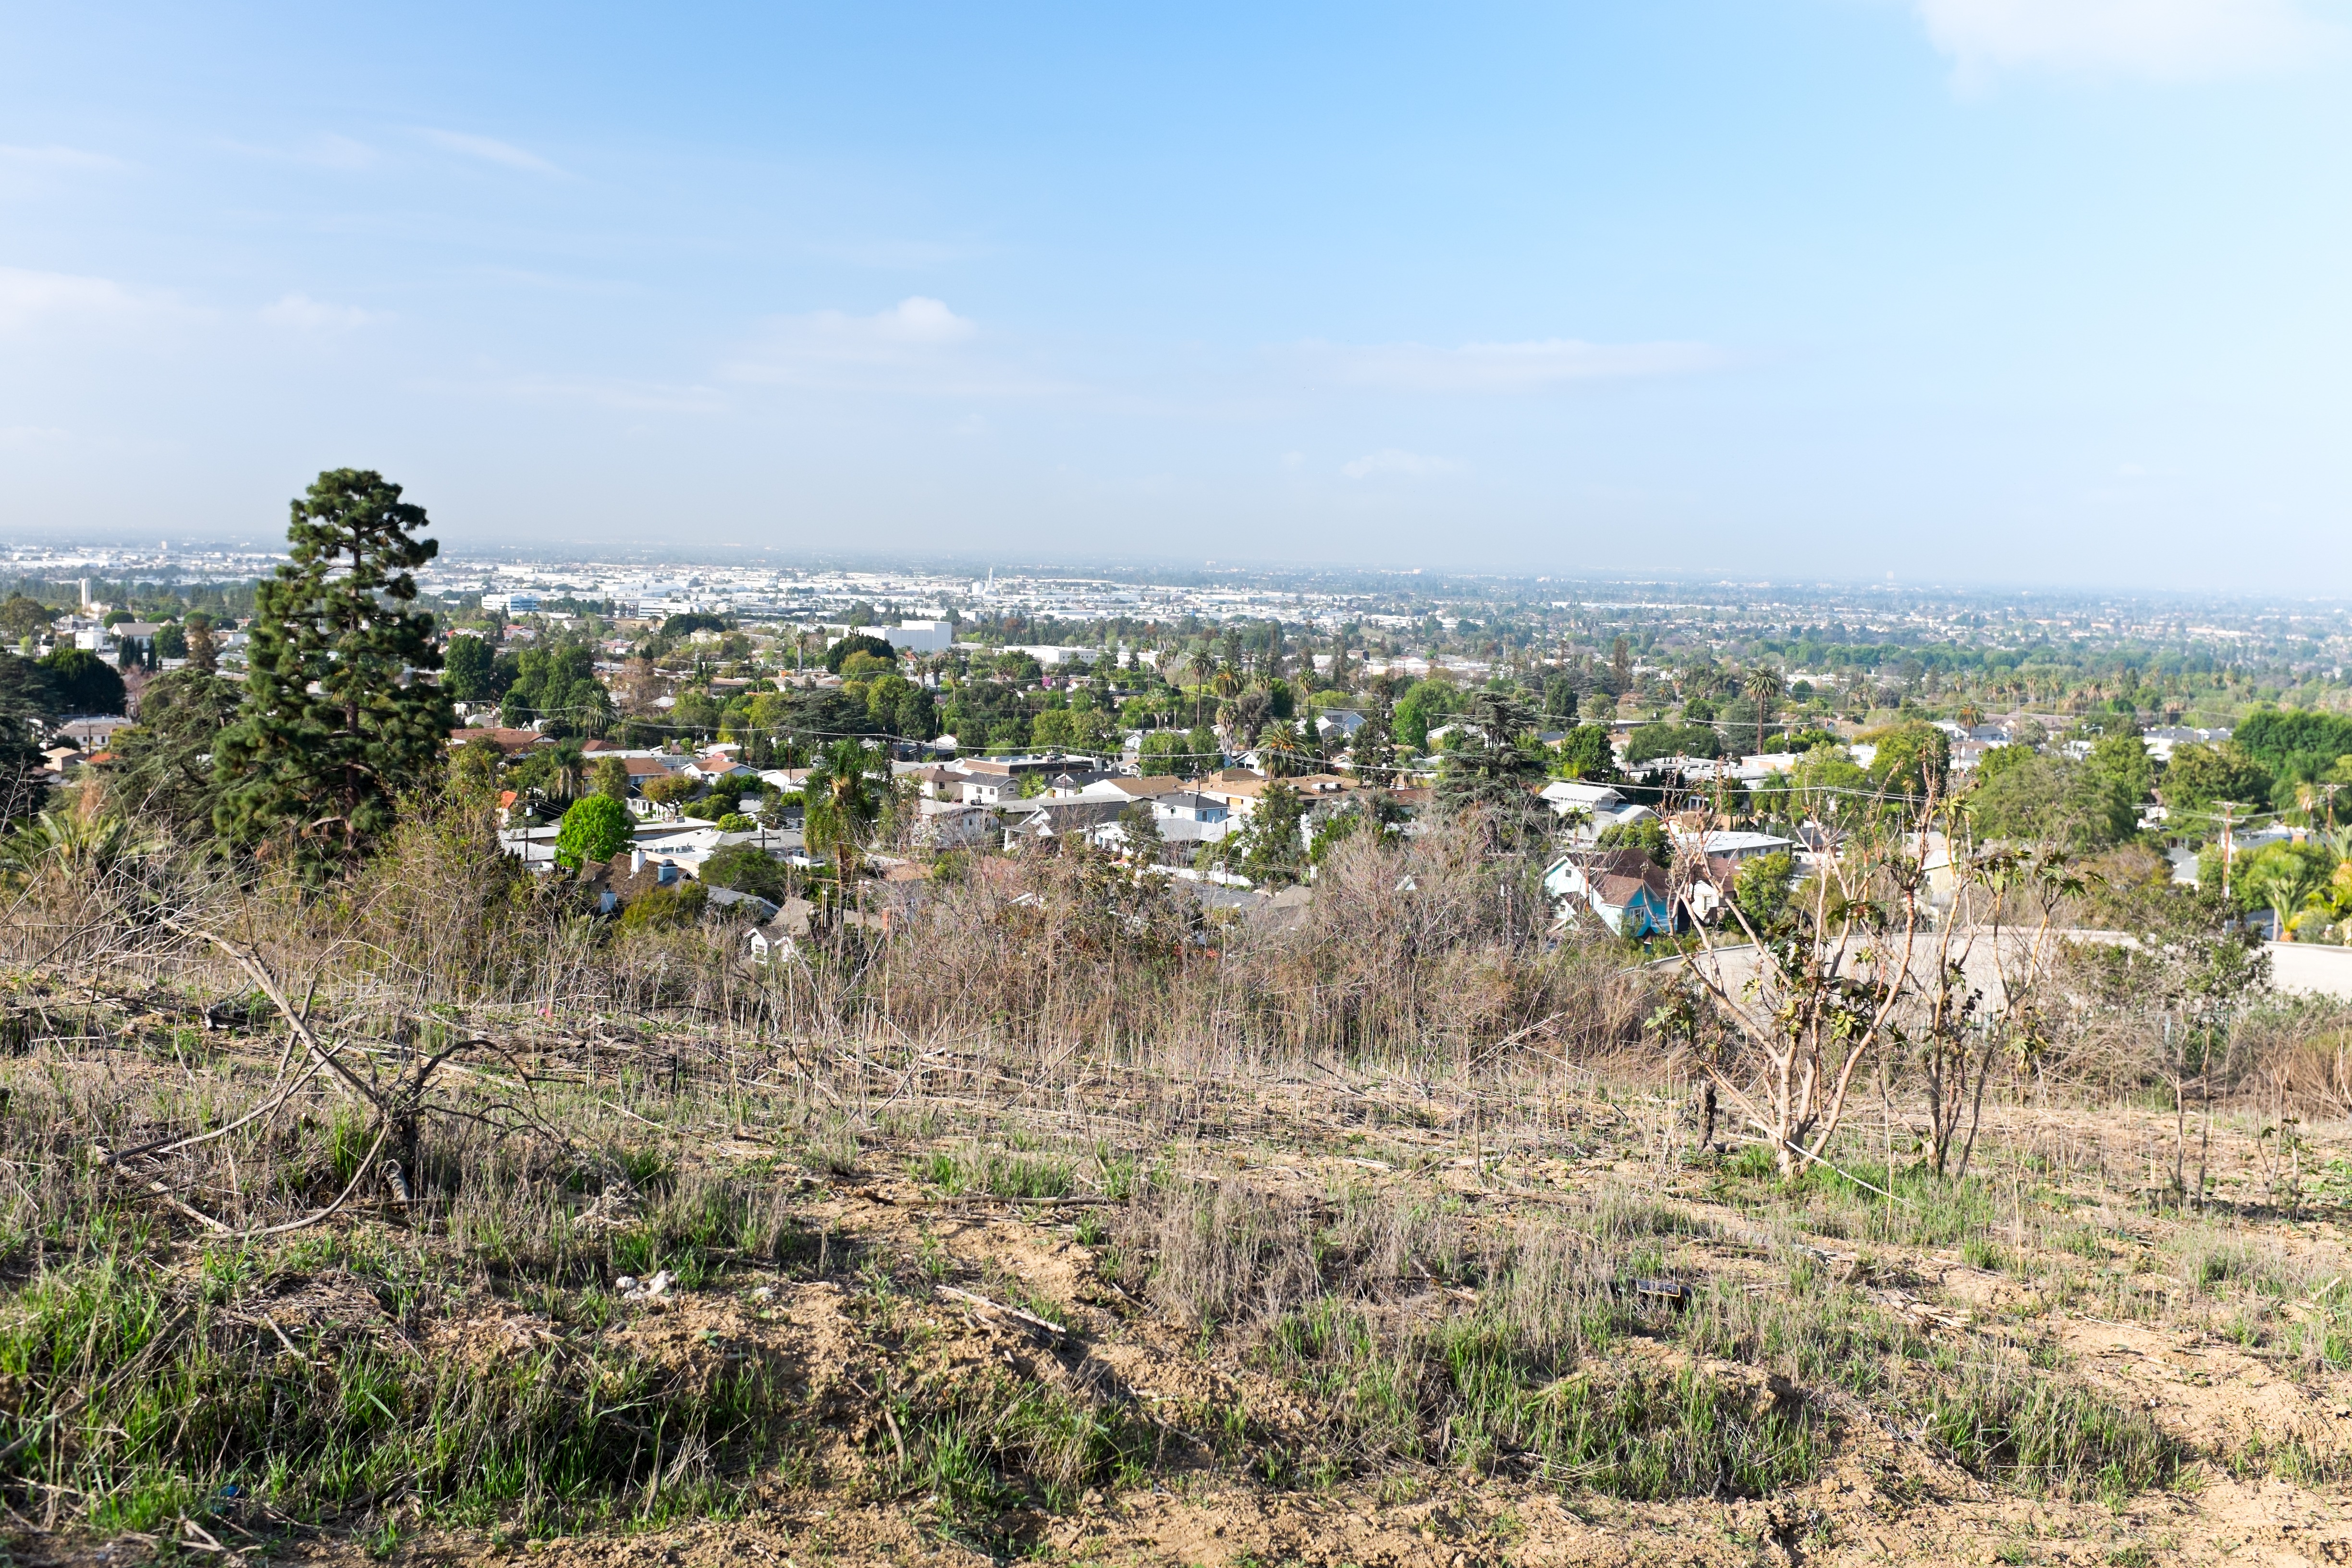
[803,738,884,884]
[1256,722,1307,779]
[550,740,587,802]
[1742,664,1784,758]
[2244,853,2326,943]
[1180,647,1216,729]
[0,789,155,886]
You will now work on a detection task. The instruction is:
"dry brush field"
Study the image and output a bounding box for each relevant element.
[4,804,2352,1568]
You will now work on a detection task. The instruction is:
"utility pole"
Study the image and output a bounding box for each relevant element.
[2216,800,2243,906]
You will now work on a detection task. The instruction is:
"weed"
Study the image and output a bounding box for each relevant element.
[1965,1236,2008,1273]
[1926,1364,2181,1500]
[0,1251,816,1533]
[916,1145,1075,1200]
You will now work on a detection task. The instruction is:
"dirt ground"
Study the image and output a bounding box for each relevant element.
[17,1021,2352,1568]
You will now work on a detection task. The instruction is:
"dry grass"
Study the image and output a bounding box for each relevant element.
[0,796,2349,1559]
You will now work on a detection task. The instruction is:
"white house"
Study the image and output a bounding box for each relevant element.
[1314,710,1366,742]
[913,800,996,850]
[1674,829,1796,863]
[1537,778,1658,841]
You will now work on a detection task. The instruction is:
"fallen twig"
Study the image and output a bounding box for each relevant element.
[935,1284,1069,1340]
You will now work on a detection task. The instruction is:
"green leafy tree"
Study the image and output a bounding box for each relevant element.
[1622,722,1721,765]
[1595,818,1671,868]
[0,655,54,819]
[107,669,241,841]
[499,642,610,736]
[443,633,500,701]
[1864,722,1948,799]
[1136,730,1188,777]
[2160,741,2273,832]
[1237,782,1308,886]
[1390,678,1462,752]
[212,468,453,872]
[824,633,895,674]
[1751,743,1869,828]
[591,756,630,800]
[38,649,126,715]
[1542,673,1580,723]
[152,622,188,661]
[555,794,633,870]
[1732,850,1796,932]
[1348,700,1396,782]
[1143,726,1222,776]
[450,735,503,801]
[702,842,790,902]
[1967,753,2137,851]
[1308,798,1396,865]
[1552,723,1617,782]
[1115,798,1164,859]
[2236,709,2352,784]
[2083,731,2154,808]
[0,596,55,646]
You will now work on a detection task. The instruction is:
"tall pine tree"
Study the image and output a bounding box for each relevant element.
[214,469,452,874]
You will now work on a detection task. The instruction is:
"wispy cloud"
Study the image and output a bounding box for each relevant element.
[0,144,124,172]
[1914,0,2340,82]
[1342,448,1457,480]
[420,372,727,415]
[1290,336,1718,394]
[724,297,1073,397]
[259,293,380,332]
[0,267,202,336]
[415,128,561,175]
[218,133,378,170]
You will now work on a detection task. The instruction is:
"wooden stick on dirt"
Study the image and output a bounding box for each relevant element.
[935,1284,1069,1340]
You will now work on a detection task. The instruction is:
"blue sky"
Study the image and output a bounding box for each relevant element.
[1,1,2348,588]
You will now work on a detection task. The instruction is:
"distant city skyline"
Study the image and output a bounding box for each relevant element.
[4,539,2346,622]
[3,3,2349,590]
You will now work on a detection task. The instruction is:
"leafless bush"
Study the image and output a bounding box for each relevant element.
[2228,998,2352,1118]
[1128,1177,1472,1330]
[1135,1180,1322,1329]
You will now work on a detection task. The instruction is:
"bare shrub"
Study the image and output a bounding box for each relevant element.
[1136,1180,1321,1329]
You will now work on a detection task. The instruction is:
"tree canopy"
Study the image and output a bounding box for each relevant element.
[442,634,501,702]
[212,468,453,875]
[824,633,895,674]
[555,794,633,870]
[38,649,126,716]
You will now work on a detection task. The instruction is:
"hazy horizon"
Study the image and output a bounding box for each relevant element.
[4,3,2350,591]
